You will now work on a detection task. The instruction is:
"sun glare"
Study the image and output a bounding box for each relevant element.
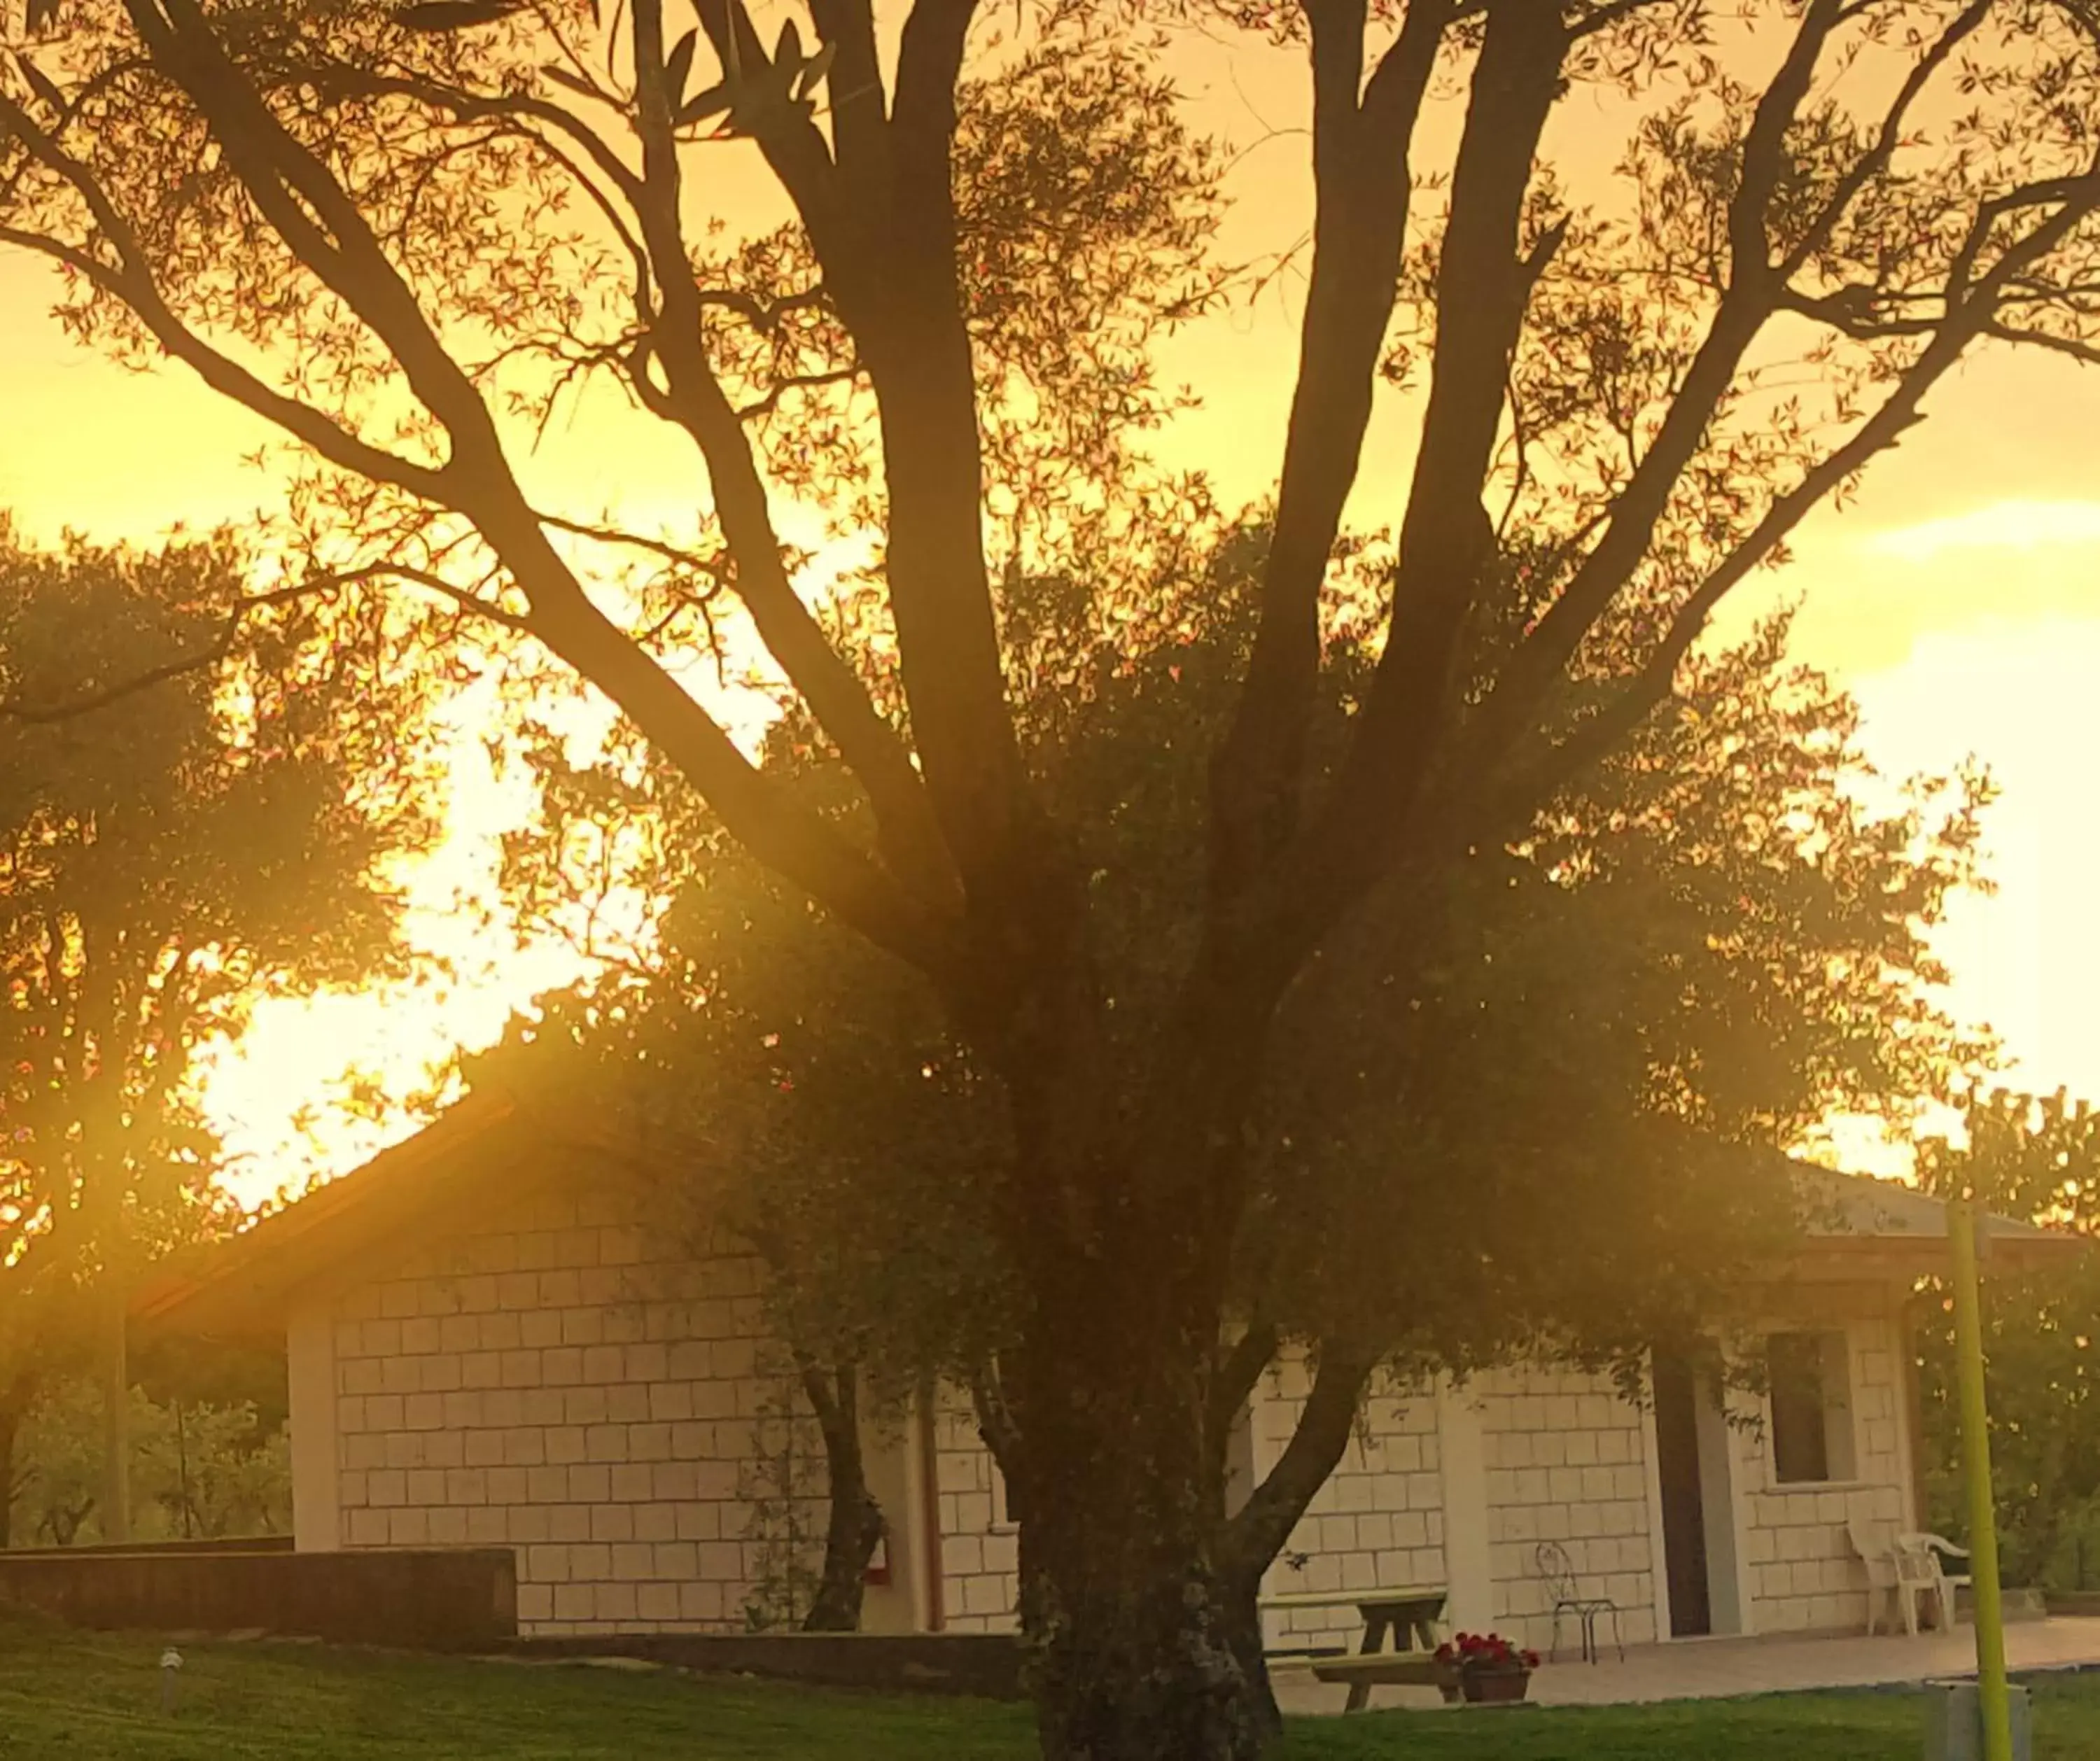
[1866,498,2100,563]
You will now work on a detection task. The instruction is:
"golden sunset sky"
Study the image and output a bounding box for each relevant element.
[3,10,2096,1201]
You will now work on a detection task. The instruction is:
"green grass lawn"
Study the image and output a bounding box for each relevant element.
[0,1611,2094,1759]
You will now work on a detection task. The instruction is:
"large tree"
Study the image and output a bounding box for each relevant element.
[3,2,2097,1751]
[0,521,425,1544]
[483,530,1983,1717]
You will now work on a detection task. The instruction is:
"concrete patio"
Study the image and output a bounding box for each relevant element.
[1272,1617,2100,1715]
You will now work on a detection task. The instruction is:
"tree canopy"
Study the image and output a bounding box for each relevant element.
[1917,1088,2100,1588]
[0,519,428,1541]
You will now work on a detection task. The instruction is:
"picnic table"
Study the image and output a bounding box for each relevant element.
[1259,1585,1449,1713]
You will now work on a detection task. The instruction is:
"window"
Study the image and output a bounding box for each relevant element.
[1767,1331,1857,1485]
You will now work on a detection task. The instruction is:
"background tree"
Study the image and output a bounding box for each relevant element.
[466,907,1008,1633]
[6,1377,290,1546]
[4,3,2100,1752]
[0,521,428,1545]
[1917,1088,2100,1588]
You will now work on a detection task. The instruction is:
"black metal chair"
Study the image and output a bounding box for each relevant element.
[1536,1540,1624,1664]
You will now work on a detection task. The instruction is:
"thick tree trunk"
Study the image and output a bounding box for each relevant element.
[1009,1291,1266,1761]
[0,1384,27,1552]
[1020,1465,1258,1758]
[1203,1322,1287,1741]
[797,1356,886,1633]
[1216,1580,1280,1746]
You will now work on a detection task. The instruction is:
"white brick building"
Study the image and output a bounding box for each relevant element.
[135,1093,2074,1651]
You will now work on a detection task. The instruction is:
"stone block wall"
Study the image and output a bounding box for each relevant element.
[932,1386,1019,1633]
[1254,1356,1445,1651]
[302,1153,1920,1652]
[326,1184,824,1636]
[1735,1305,1909,1635]
[1476,1364,1660,1653]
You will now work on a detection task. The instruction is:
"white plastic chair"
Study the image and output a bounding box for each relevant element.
[1846,1510,1901,1635]
[1890,1534,1943,1635]
[1898,1531,1973,1631]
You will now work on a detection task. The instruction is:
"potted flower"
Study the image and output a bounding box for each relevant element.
[1432,1632,1541,1705]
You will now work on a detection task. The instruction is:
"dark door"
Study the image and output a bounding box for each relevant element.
[1652,1348,1712,1638]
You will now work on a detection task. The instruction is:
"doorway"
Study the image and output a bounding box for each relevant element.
[1652,1346,1742,1639]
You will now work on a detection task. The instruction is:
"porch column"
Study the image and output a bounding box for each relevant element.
[1898,1289,1932,1532]
[286,1300,341,1552]
[1436,1376,1494,1631]
[861,1391,941,1634]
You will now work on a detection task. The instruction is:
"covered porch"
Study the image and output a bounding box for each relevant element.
[1272,1615,2100,1713]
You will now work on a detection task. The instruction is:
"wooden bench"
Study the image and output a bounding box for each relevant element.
[1309,1653,1443,1699]
[1260,1586,1448,1712]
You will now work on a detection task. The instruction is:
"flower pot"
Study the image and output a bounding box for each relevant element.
[1461,1667,1532,1705]
[1432,1663,1464,1705]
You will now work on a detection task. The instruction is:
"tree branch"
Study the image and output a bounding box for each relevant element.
[469,500,958,975]
[687,1,1040,929]
[1774,0,1996,283]
[1247,2,1568,969]
[1494,159,2100,822]
[806,0,887,200]
[0,100,453,503]
[1984,321,2100,367]
[1209,1319,1279,1467]
[692,0,846,252]
[1468,0,1851,775]
[1729,0,1846,288]
[845,0,1045,918]
[629,0,956,907]
[302,62,657,324]
[735,360,862,422]
[1209,0,1453,904]
[127,0,512,466]
[0,568,497,723]
[1221,1342,1376,1588]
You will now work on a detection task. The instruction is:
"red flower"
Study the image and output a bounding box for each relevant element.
[1443,1631,1532,1674]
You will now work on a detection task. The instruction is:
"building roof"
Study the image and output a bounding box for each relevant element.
[1787,1163,2082,1281]
[131,1097,2089,1340]
[130,1090,552,1343]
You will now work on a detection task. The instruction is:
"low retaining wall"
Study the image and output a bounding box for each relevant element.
[0,1535,294,1558]
[501,1631,1028,1699]
[2045,1590,2100,1618]
[1953,1584,2047,1623]
[0,1547,516,1650]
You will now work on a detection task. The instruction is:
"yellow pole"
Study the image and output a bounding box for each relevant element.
[1948,1196,2010,1761]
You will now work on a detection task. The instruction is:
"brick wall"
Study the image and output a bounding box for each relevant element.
[1474,1363,1659,1653]
[327,1184,821,1636]
[1735,1300,1910,1635]
[1254,1355,1444,1651]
